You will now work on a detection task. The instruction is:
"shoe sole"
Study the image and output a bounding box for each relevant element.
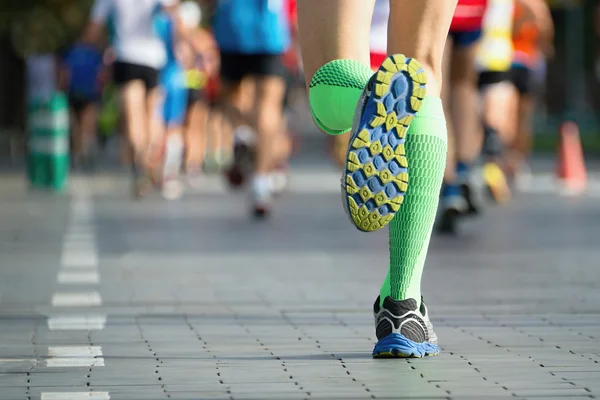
[372,333,439,359]
[343,55,427,232]
[482,163,511,204]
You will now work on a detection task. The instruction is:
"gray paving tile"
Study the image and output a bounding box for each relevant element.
[2,165,600,398]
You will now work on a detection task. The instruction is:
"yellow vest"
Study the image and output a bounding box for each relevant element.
[476,0,514,72]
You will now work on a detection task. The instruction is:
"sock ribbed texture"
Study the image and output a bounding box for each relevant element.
[380,96,447,308]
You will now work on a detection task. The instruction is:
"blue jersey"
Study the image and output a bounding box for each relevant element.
[213,0,291,55]
[154,12,177,66]
[154,13,187,126]
[62,44,103,98]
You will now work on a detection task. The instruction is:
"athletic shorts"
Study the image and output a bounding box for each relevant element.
[478,70,511,89]
[68,95,99,114]
[448,30,482,48]
[219,52,285,83]
[509,66,535,95]
[113,61,159,90]
[186,88,203,110]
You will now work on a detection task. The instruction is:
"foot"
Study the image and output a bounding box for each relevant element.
[437,194,466,235]
[251,175,272,218]
[482,162,511,204]
[185,167,204,190]
[372,296,439,358]
[343,55,427,232]
[162,178,185,200]
[269,168,288,197]
[132,163,153,199]
[224,139,255,190]
[460,182,480,215]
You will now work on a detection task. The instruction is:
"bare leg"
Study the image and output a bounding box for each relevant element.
[388,0,458,97]
[297,0,374,87]
[184,100,209,170]
[120,81,150,158]
[451,44,483,166]
[442,37,456,183]
[482,82,518,150]
[509,94,535,174]
[79,103,99,158]
[70,109,83,161]
[253,75,286,174]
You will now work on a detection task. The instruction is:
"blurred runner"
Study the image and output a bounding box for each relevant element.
[59,42,104,170]
[155,10,189,200]
[506,0,553,184]
[177,1,213,187]
[82,0,181,198]
[476,0,515,204]
[438,0,488,235]
[213,0,291,217]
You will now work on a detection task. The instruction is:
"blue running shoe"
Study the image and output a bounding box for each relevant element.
[372,296,439,358]
[343,54,427,232]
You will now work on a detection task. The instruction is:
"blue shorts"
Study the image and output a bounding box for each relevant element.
[160,65,188,126]
[449,30,482,48]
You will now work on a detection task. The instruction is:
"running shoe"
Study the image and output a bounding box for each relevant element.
[162,178,185,200]
[437,193,467,235]
[343,55,427,232]
[251,176,273,218]
[225,127,256,190]
[482,161,511,204]
[270,166,289,197]
[460,182,480,215]
[372,296,439,358]
[132,163,154,199]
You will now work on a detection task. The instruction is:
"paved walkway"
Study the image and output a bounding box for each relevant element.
[0,157,599,400]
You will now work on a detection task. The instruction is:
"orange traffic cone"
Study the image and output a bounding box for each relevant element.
[556,121,587,194]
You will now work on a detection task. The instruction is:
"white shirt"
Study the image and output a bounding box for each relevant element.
[370,0,390,55]
[91,0,178,69]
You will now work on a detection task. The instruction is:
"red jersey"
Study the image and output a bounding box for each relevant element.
[450,0,488,32]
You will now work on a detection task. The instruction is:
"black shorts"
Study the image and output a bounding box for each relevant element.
[68,96,98,114]
[219,52,285,83]
[113,61,159,90]
[509,66,535,95]
[478,70,511,89]
[448,29,483,48]
[186,88,203,109]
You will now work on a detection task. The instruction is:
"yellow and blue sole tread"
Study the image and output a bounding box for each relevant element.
[344,54,427,232]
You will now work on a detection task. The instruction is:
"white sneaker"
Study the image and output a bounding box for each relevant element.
[162,179,184,200]
[269,170,288,196]
[252,175,273,217]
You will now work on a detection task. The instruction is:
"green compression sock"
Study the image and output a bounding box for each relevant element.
[308,59,373,135]
[379,96,447,307]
